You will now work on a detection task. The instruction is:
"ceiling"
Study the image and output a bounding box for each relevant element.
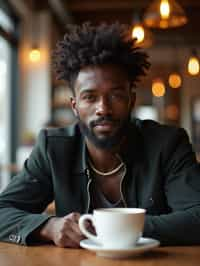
[62,0,200,46]
[23,0,200,46]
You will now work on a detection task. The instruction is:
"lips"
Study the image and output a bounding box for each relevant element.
[94,121,116,131]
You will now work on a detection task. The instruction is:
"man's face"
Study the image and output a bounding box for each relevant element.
[71,64,136,149]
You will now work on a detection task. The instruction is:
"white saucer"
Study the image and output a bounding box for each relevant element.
[80,237,160,259]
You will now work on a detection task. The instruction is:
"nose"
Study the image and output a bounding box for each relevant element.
[95,96,112,116]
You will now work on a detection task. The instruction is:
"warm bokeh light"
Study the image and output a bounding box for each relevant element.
[159,20,169,28]
[168,73,182,88]
[188,56,200,76]
[165,104,179,120]
[29,49,41,62]
[152,79,166,97]
[132,25,145,43]
[160,0,170,19]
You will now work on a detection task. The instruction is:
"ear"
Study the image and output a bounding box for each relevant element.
[70,97,78,117]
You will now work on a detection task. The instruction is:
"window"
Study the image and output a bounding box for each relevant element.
[135,105,158,121]
[0,5,17,191]
[0,8,14,33]
[0,36,12,190]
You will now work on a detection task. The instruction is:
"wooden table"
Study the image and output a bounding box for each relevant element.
[0,242,200,266]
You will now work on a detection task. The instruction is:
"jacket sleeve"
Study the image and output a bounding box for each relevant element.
[0,129,54,245]
[143,128,200,245]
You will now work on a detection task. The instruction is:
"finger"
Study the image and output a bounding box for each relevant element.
[65,227,85,245]
[64,236,81,248]
[66,213,86,236]
[86,222,96,235]
[63,218,85,242]
[63,216,84,236]
[66,212,81,224]
[71,220,85,236]
[58,236,80,248]
[83,220,96,234]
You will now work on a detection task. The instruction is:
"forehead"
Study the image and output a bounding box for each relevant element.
[74,64,129,94]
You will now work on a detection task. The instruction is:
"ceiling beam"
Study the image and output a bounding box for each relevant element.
[8,0,31,18]
[68,1,144,12]
[48,0,73,25]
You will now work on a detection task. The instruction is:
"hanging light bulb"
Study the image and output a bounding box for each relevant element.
[29,9,41,63]
[143,0,188,29]
[131,13,153,48]
[29,47,41,63]
[160,0,170,19]
[152,79,166,97]
[188,50,199,76]
[132,24,145,44]
[131,23,153,48]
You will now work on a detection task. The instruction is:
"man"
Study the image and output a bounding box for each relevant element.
[0,22,200,248]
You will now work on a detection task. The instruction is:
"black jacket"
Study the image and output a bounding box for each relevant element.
[0,119,200,246]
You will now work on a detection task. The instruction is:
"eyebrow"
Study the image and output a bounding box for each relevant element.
[79,88,97,95]
[79,84,127,92]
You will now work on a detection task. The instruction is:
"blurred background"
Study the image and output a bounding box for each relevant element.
[0,0,200,191]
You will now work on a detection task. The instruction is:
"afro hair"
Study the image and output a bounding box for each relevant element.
[54,22,150,91]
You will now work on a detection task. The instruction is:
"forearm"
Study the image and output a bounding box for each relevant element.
[143,207,200,245]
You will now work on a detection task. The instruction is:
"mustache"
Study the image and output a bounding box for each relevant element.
[90,116,118,127]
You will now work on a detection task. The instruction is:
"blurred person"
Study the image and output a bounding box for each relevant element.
[0,22,200,248]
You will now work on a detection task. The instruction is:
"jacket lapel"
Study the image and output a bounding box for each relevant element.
[121,121,144,208]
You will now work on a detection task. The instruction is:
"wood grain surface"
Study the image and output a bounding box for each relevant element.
[0,243,200,266]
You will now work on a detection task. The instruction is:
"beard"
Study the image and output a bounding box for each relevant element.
[77,114,131,150]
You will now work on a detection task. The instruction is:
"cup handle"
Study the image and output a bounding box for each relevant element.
[79,214,100,244]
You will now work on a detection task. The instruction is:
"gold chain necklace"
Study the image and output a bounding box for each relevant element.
[88,159,125,176]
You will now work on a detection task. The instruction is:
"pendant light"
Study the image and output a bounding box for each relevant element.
[187,50,200,76]
[29,47,41,63]
[131,13,153,48]
[132,24,145,44]
[143,0,188,29]
[29,9,41,63]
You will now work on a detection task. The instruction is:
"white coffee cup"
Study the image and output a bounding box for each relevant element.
[79,208,146,248]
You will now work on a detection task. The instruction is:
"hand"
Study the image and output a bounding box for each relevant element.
[38,212,85,248]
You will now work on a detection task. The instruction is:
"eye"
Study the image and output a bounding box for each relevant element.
[111,93,121,98]
[110,91,126,101]
[82,94,97,102]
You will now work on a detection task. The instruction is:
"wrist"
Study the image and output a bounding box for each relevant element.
[33,217,58,243]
